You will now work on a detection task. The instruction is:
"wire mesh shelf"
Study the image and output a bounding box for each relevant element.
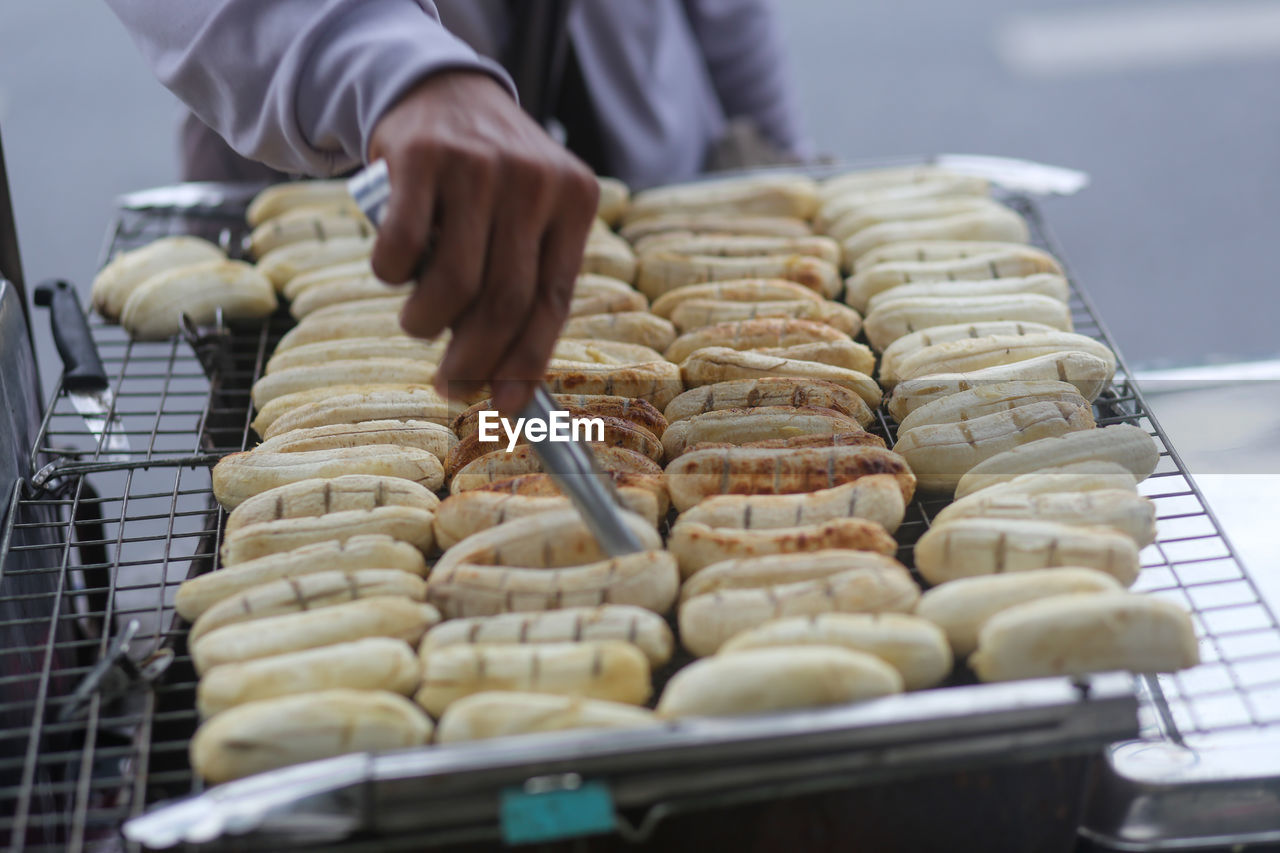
[0,188,1276,852]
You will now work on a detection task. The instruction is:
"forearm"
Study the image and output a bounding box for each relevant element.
[681,0,812,158]
[104,0,514,175]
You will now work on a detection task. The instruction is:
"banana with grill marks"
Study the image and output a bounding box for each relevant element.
[225,475,439,536]
[887,352,1114,421]
[839,202,1030,269]
[914,518,1141,586]
[879,321,1061,384]
[416,641,651,717]
[290,277,409,319]
[247,180,353,226]
[637,253,842,300]
[934,489,1156,546]
[189,569,427,643]
[562,312,677,351]
[190,690,431,784]
[954,424,1160,498]
[668,517,898,578]
[721,613,952,691]
[664,377,873,426]
[421,605,674,666]
[893,401,1096,493]
[665,317,849,363]
[891,332,1115,387]
[426,551,680,618]
[846,246,1062,310]
[256,235,375,290]
[257,419,455,460]
[196,637,419,718]
[641,234,840,264]
[453,395,667,441]
[174,535,426,621]
[220,506,436,564]
[854,240,1048,271]
[971,593,1198,681]
[680,348,881,408]
[446,416,662,478]
[622,214,811,247]
[624,174,819,223]
[265,337,447,373]
[864,294,1072,352]
[434,508,660,574]
[895,380,1086,434]
[677,476,905,535]
[660,406,867,458]
[255,385,455,438]
[212,446,444,509]
[437,692,659,744]
[248,205,371,259]
[433,489,660,549]
[665,445,916,512]
[863,274,1069,314]
[251,359,436,409]
[670,298,862,335]
[452,445,662,492]
[678,560,920,656]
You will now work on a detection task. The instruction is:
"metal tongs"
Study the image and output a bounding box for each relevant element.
[348,161,645,556]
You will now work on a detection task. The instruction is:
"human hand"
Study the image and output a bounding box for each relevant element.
[368,71,598,412]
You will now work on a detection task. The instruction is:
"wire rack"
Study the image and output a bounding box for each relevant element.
[0,190,1277,852]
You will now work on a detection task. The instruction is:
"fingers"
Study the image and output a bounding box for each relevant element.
[370,158,436,285]
[488,177,598,413]
[435,157,558,401]
[398,147,498,340]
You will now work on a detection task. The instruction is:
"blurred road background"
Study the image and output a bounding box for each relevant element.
[1,0,1277,568]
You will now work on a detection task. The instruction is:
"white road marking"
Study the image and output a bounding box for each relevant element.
[998,1,1280,76]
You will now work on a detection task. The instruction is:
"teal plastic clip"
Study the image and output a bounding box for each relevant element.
[500,776,616,845]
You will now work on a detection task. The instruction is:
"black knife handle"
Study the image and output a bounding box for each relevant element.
[33,279,108,393]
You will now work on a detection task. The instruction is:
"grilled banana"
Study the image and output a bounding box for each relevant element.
[220,506,436,565]
[596,176,630,225]
[933,489,1156,546]
[562,311,677,351]
[544,361,682,409]
[91,236,224,320]
[970,593,1199,682]
[189,568,427,642]
[839,203,1030,268]
[854,240,1048,271]
[249,206,371,259]
[664,445,916,512]
[913,518,1141,586]
[437,692,659,743]
[670,298,862,335]
[569,272,645,314]
[290,277,409,319]
[257,419,455,460]
[720,613,952,691]
[641,234,840,264]
[953,424,1160,498]
[624,173,819,223]
[119,260,276,340]
[246,180,354,226]
[887,352,1114,421]
[256,235,375,290]
[915,568,1124,656]
[265,336,447,374]
[434,508,660,574]
[212,446,445,509]
[173,535,426,621]
[453,395,667,441]
[417,641,651,717]
[680,347,881,408]
[664,377,874,426]
[190,690,431,783]
[225,474,439,536]
[668,517,898,578]
[893,401,1096,493]
[256,385,456,438]
[678,561,920,656]
[864,274,1069,313]
[196,637,419,718]
[637,252,842,300]
[421,605,674,666]
[894,379,1086,433]
[679,550,909,603]
[660,406,867,458]
[847,250,1063,311]
[864,294,1072,352]
[250,359,436,409]
[433,489,660,550]
[426,551,681,618]
[879,321,1061,384]
[275,312,409,351]
[665,317,849,363]
[622,214,811,246]
[650,279,821,317]
[677,475,905,535]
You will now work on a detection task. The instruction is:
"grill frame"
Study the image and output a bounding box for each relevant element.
[0,180,1274,851]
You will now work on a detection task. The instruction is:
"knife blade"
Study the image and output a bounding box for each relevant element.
[33,279,131,460]
[347,161,645,556]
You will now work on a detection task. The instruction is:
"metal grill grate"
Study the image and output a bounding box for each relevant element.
[0,189,1276,852]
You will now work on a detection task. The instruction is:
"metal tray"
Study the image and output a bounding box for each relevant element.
[1,168,1276,851]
